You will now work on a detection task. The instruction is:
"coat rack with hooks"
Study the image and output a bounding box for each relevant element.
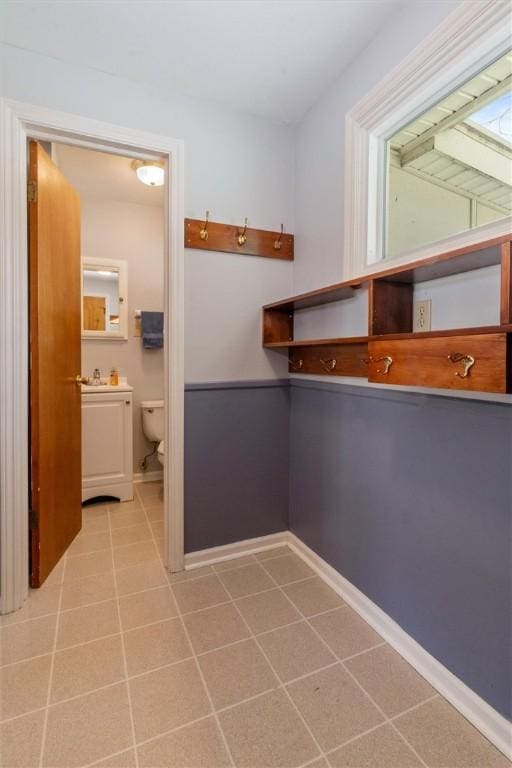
[185,213,293,261]
[262,234,512,394]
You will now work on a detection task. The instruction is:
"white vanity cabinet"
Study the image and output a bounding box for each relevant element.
[81,384,133,502]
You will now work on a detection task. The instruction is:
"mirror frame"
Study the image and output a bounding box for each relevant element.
[81,256,128,340]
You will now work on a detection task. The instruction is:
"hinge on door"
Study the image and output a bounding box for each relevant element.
[29,507,39,530]
[27,180,37,203]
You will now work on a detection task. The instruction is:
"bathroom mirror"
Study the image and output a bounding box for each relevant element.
[82,257,128,340]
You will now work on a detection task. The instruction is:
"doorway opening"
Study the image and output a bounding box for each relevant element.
[0,99,184,614]
[28,139,167,586]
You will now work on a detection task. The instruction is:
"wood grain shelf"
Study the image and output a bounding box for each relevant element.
[264,325,512,349]
[263,281,361,312]
[262,235,512,393]
[369,324,512,342]
[369,236,507,284]
[264,336,369,348]
[263,234,510,313]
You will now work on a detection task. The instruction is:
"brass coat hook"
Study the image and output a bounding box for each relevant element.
[274,224,284,250]
[199,210,209,241]
[374,355,393,374]
[320,358,337,372]
[237,218,248,246]
[448,353,475,378]
[289,358,303,371]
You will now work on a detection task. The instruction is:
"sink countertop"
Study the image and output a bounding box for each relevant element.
[81,380,133,393]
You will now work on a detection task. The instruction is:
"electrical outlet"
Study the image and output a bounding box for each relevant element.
[413,299,431,332]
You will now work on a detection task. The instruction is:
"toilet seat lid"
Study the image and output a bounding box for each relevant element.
[157,441,164,454]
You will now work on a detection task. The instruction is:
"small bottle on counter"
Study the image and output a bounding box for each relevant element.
[93,368,101,386]
[109,367,119,386]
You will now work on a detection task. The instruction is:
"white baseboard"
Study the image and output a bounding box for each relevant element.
[182,529,511,758]
[133,470,163,484]
[184,531,288,570]
[287,532,512,760]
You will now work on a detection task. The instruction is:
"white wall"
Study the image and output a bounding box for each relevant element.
[293,0,459,292]
[0,42,294,383]
[291,0,503,341]
[2,2,496,382]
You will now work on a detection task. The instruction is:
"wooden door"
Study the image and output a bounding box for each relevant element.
[29,140,82,587]
[84,295,106,330]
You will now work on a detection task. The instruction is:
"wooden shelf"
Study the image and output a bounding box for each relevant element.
[369,324,512,342]
[264,336,369,348]
[262,234,512,393]
[263,281,361,312]
[265,325,512,349]
[370,236,506,285]
[263,234,510,314]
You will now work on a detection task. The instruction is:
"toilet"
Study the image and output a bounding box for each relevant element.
[141,400,164,466]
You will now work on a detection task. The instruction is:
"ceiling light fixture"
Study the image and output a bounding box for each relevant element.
[131,159,165,187]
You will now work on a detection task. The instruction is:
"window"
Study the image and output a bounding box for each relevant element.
[344,3,512,279]
[385,50,512,260]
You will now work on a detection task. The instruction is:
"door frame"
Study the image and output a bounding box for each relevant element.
[0,98,185,613]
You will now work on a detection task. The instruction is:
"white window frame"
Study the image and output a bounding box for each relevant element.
[0,99,185,614]
[344,0,512,280]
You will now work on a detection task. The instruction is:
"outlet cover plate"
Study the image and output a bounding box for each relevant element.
[413,299,431,332]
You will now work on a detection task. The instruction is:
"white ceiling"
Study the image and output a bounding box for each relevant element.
[0,0,402,123]
[53,144,164,207]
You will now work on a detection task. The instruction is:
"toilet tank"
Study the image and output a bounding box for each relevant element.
[141,400,164,443]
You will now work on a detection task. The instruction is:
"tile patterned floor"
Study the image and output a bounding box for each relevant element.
[0,482,509,768]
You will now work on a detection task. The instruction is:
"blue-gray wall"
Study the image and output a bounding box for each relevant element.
[185,381,289,553]
[288,379,512,720]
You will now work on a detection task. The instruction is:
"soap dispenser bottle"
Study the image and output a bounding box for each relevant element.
[109,367,119,386]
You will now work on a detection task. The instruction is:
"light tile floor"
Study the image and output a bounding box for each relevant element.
[0,481,509,768]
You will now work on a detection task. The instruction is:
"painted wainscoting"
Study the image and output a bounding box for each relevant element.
[184,380,289,553]
[288,378,512,722]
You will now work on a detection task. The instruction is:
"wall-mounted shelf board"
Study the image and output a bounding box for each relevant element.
[264,325,512,349]
[263,234,512,393]
[263,235,510,316]
[370,237,506,284]
[288,342,369,377]
[185,218,294,261]
[263,282,361,311]
[368,333,509,393]
[368,324,512,342]
[264,336,369,348]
